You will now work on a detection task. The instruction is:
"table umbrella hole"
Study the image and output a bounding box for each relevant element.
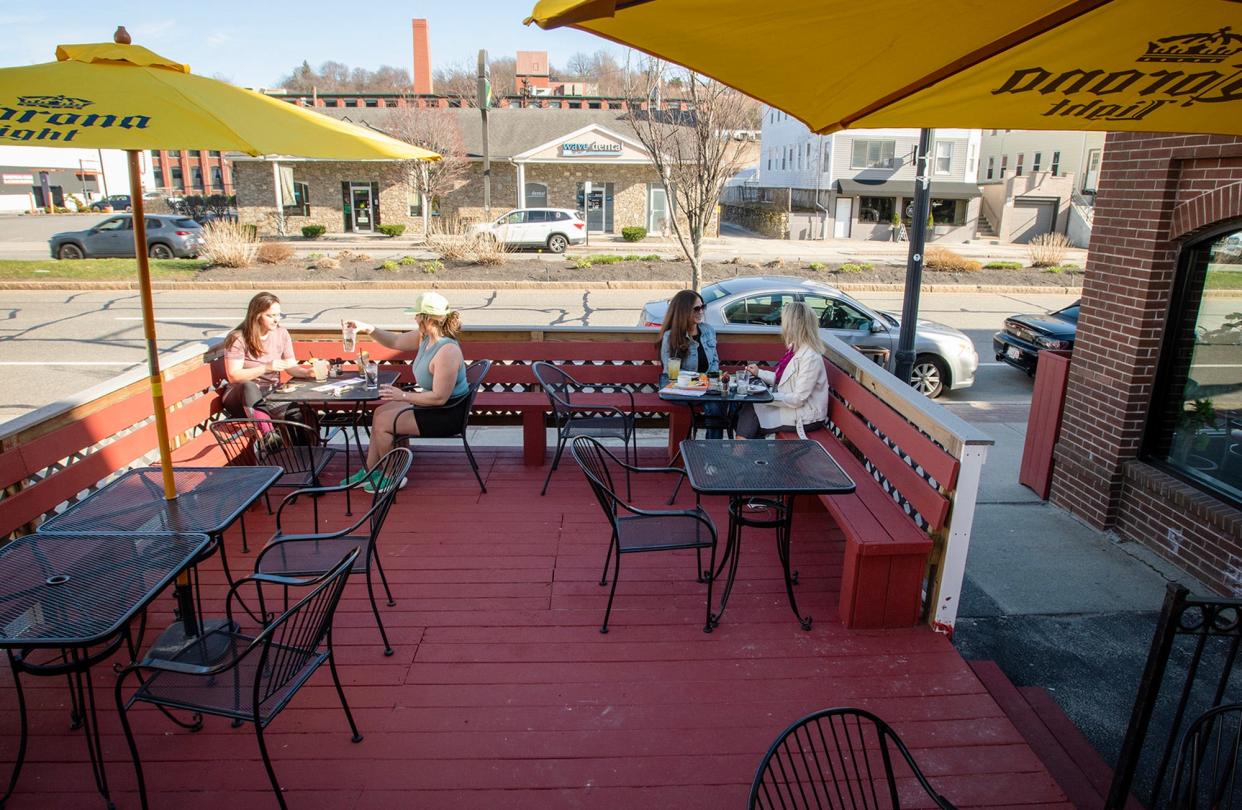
[45,575,70,586]
[754,460,769,466]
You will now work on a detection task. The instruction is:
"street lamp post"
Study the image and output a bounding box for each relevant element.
[893,128,933,387]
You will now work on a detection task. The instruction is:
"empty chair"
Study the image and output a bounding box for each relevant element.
[1170,703,1242,810]
[389,358,492,493]
[570,436,718,633]
[253,448,413,656]
[210,418,337,543]
[534,361,636,497]
[115,548,362,810]
[750,707,957,809]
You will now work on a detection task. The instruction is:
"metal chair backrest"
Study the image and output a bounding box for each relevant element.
[532,361,577,417]
[570,436,625,523]
[1171,703,1242,809]
[749,707,955,810]
[210,418,319,474]
[246,547,358,714]
[364,447,413,537]
[455,358,492,431]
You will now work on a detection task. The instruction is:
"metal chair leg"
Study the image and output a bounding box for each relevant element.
[599,533,618,586]
[254,721,289,810]
[600,547,623,634]
[2,653,29,809]
[461,434,486,494]
[114,673,151,810]
[364,568,394,656]
[372,554,396,606]
[327,646,363,743]
[540,433,568,496]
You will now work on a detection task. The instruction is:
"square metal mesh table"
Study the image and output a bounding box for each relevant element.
[680,439,856,496]
[263,370,399,403]
[38,466,282,537]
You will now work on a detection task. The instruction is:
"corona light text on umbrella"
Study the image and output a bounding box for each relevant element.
[0,28,439,499]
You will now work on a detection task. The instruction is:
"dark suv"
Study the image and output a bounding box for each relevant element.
[993,300,1080,375]
[49,215,203,259]
[89,195,132,212]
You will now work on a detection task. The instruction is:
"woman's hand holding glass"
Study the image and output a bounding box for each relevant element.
[745,363,761,376]
[377,383,408,402]
[344,318,374,335]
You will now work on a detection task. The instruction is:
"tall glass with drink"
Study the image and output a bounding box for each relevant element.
[364,360,379,390]
[342,320,357,354]
[666,357,682,380]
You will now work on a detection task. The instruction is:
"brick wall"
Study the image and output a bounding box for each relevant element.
[1050,132,1242,594]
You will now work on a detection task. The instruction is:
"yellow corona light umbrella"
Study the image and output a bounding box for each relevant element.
[527,0,1242,137]
[0,28,439,499]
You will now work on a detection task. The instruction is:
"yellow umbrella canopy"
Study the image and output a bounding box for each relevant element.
[0,40,440,158]
[527,0,1242,136]
[0,33,440,499]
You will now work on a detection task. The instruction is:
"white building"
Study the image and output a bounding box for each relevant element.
[976,129,1105,245]
[752,108,983,242]
[0,146,153,212]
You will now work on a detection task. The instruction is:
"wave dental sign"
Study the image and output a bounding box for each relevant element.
[560,140,623,158]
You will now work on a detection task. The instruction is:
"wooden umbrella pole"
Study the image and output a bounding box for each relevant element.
[127,150,178,500]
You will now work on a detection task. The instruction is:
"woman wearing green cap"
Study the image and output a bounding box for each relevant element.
[343,291,469,491]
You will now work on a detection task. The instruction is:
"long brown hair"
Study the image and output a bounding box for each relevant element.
[655,289,703,360]
[416,310,462,341]
[228,291,281,358]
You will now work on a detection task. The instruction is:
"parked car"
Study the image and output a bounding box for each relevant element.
[992,300,1080,376]
[468,208,586,253]
[638,276,978,398]
[49,214,204,260]
[89,194,132,212]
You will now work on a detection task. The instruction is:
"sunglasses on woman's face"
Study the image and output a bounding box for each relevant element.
[692,305,705,313]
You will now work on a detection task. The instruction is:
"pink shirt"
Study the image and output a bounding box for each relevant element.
[225,326,295,388]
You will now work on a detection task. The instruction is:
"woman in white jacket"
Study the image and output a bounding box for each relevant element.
[735,302,830,439]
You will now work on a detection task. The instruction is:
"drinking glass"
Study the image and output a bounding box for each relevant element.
[736,369,751,391]
[312,358,329,382]
[342,321,357,353]
[364,360,379,390]
[666,357,682,380]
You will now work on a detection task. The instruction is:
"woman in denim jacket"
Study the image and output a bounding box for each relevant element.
[657,289,728,438]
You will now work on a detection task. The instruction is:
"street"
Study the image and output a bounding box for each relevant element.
[0,288,1076,423]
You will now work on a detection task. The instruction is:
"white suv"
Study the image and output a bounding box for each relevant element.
[469,208,587,253]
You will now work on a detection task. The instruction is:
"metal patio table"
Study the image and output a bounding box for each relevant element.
[38,466,282,645]
[0,531,210,809]
[680,439,855,630]
[659,377,775,441]
[264,371,399,514]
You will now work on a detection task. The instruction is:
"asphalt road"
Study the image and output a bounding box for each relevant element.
[0,288,1077,424]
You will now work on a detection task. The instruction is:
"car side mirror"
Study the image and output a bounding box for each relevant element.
[869,320,885,333]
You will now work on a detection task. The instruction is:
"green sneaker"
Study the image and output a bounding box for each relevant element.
[362,475,408,494]
[340,467,375,487]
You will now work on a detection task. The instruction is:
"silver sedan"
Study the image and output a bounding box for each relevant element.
[639,276,977,398]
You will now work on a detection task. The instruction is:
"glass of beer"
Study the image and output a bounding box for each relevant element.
[342,321,357,353]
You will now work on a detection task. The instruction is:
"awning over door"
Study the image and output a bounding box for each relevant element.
[835,179,981,199]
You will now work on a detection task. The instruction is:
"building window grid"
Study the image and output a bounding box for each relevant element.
[1051,151,1061,176]
[1033,152,1043,172]
[1016,153,1025,176]
[934,142,952,175]
[851,140,896,169]
[986,156,995,180]
[1000,155,1008,178]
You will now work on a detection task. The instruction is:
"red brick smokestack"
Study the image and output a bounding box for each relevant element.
[411,19,432,94]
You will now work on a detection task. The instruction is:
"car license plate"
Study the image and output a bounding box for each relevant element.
[1006,346,1022,361]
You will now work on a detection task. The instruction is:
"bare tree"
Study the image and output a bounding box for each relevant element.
[385,105,471,234]
[625,61,755,290]
[432,56,517,105]
[277,61,411,93]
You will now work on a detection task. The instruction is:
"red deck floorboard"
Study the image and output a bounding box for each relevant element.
[0,448,1069,808]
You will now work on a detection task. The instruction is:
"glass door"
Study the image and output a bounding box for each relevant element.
[577,182,612,233]
[350,183,374,232]
[648,185,668,233]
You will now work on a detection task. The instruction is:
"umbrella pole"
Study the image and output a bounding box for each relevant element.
[127,150,178,501]
[893,128,933,387]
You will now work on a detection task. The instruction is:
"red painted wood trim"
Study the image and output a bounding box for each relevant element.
[1019,350,1071,500]
[828,365,960,490]
[522,409,546,466]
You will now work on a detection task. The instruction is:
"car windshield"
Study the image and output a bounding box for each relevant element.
[699,282,733,304]
[1053,302,1081,321]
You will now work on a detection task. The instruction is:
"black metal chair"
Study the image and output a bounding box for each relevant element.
[390,359,492,494]
[210,418,337,546]
[1170,702,1242,809]
[749,707,958,810]
[570,436,717,634]
[115,548,362,810]
[534,361,636,497]
[253,448,413,656]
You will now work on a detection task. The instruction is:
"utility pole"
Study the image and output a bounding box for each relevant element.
[893,128,933,388]
[478,50,491,218]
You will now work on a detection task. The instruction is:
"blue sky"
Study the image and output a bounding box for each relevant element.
[7,2,625,87]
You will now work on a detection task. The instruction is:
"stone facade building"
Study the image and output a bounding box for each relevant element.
[234,108,681,238]
[1049,133,1242,595]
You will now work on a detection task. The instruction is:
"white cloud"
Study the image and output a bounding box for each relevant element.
[206,32,230,48]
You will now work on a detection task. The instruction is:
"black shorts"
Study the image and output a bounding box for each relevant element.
[411,397,470,438]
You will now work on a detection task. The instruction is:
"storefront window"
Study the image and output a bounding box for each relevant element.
[525,183,548,209]
[1146,225,1242,505]
[857,196,894,224]
[930,198,967,226]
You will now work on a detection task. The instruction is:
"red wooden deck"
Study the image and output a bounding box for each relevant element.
[1,448,1070,809]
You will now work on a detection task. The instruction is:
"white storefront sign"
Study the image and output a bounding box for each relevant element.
[560,140,623,158]
[2,173,34,185]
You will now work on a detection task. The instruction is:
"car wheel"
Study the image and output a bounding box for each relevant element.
[909,354,949,398]
[57,243,84,260]
[148,243,174,260]
[547,234,568,254]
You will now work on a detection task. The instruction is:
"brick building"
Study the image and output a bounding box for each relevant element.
[148,149,234,197]
[1050,133,1242,594]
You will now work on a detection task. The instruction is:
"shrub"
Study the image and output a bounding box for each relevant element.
[380,259,398,271]
[243,224,259,240]
[623,254,640,261]
[1026,232,1071,267]
[640,254,661,261]
[983,260,1024,270]
[572,258,593,269]
[765,257,785,269]
[1044,265,1064,274]
[377,223,406,238]
[839,262,868,274]
[311,256,340,270]
[256,242,294,264]
[399,255,417,266]
[422,259,443,274]
[472,234,509,266]
[621,226,647,242]
[808,261,826,271]
[924,246,981,273]
[199,220,258,268]
[306,252,324,260]
[301,224,326,239]
[587,254,623,264]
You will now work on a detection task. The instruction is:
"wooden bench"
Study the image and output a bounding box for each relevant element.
[779,361,958,629]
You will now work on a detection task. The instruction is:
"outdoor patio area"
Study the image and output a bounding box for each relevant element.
[0,446,1069,809]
